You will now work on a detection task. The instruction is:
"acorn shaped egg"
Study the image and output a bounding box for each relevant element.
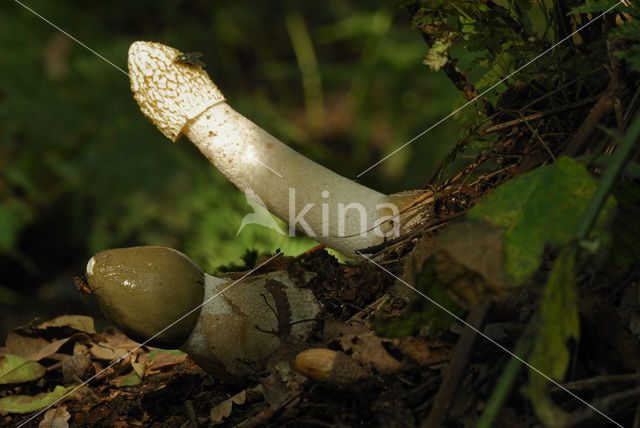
[86,246,204,349]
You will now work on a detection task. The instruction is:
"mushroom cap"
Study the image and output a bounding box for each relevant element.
[86,246,205,348]
[128,41,226,141]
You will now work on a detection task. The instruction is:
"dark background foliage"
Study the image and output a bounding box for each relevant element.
[0,1,461,337]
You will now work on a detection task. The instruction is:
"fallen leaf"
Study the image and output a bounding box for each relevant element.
[469,156,616,284]
[322,319,370,343]
[0,385,76,415]
[6,324,95,362]
[89,344,128,361]
[37,315,95,334]
[5,332,49,359]
[400,233,433,286]
[0,354,46,384]
[260,373,290,408]
[147,349,187,371]
[38,405,70,428]
[90,328,141,361]
[395,337,452,366]
[131,361,146,378]
[28,338,71,362]
[111,371,141,387]
[62,344,93,384]
[100,327,141,350]
[338,334,403,373]
[210,391,246,423]
[210,385,263,424]
[434,221,509,308]
[210,397,234,423]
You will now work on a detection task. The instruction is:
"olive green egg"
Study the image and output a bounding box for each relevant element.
[86,246,205,348]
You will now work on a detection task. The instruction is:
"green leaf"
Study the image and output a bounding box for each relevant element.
[148,348,185,361]
[0,354,46,384]
[0,204,22,252]
[0,385,76,414]
[119,373,141,386]
[473,42,519,91]
[570,0,620,14]
[524,247,579,427]
[4,164,40,198]
[468,157,615,283]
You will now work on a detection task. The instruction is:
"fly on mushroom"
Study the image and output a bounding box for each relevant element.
[174,52,206,68]
[73,275,95,305]
[74,275,91,295]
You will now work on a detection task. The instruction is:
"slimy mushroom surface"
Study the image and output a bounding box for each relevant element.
[86,246,204,348]
[85,246,322,382]
[128,41,413,257]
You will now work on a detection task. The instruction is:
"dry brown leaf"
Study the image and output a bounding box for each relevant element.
[62,344,93,384]
[37,315,95,334]
[401,234,434,285]
[38,405,70,428]
[323,319,370,343]
[210,396,235,423]
[89,343,129,361]
[394,337,452,367]
[260,373,291,408]
[131,361,146,378]
[100,328,141,349]
[338,333,403,373]
[28,338,71,362]
[28,333,92,362]
[334,334,451,376]
[434,221,508,309]
[210,385,262,424]
[90,328,141,361]
[5,332,49,359]
[147,352,187,371]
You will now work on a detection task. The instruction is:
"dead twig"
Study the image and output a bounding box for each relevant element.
[563,39,626,157]
[567,386,640,427]
[479,95,600,136]
[421,298,493,428]
[518,111,556,160]
[552,373,640,392]
[562,90,615,157]
[184,400,198,428]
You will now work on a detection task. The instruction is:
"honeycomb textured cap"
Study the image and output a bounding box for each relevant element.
[128,41,226,141]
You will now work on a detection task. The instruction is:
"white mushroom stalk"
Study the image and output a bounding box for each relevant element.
[85,246,321,383]
[128,41,416,257]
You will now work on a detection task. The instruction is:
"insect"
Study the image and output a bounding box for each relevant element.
[174,52,206,68]
[73,275,92,295]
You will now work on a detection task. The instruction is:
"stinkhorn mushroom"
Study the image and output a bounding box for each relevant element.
[85,246,321,383]
[128,41,423,257]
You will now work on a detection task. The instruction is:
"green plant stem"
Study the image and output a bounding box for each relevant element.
[575,111,640,240]
[477,324,533,428]
[285,12,324,133]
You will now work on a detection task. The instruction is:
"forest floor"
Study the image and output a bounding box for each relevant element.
[3,242,640,427]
